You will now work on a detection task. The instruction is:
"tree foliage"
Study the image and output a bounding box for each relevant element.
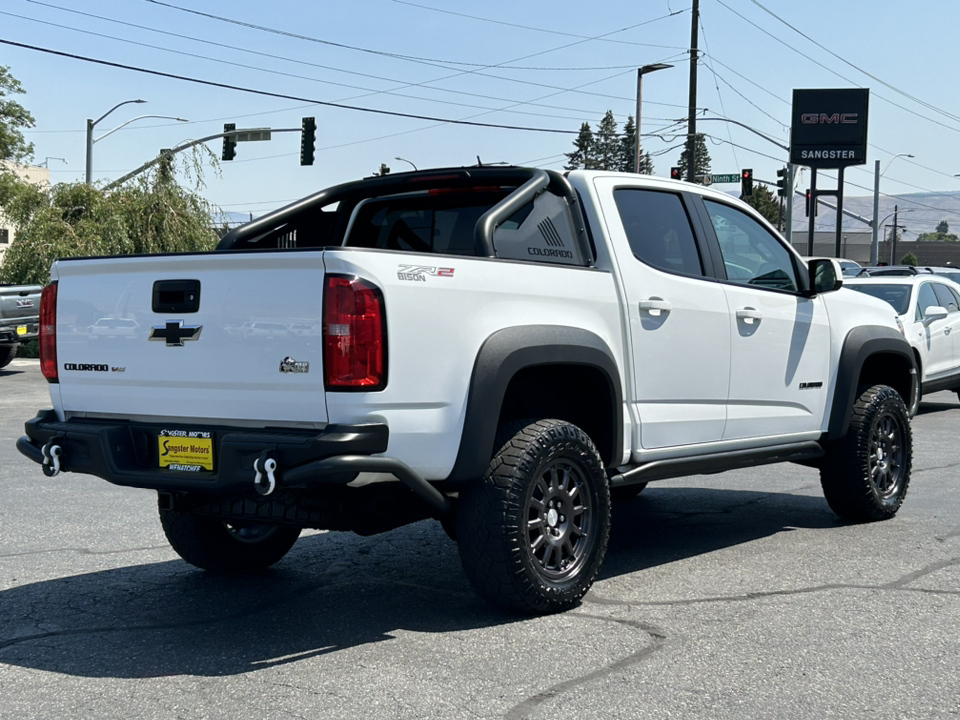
[677,133,712,181]
[0,66,34,164]
[900,252,919,266]
[0,153,222,286]
[564,111,652,172]
[742,183,780,228]
[916,219,959,242]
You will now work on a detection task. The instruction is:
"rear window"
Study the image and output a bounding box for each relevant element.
[847,283,911,314]
[345,190,510,257]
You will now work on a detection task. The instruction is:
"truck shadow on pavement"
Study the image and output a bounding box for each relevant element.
[0,486,842,679]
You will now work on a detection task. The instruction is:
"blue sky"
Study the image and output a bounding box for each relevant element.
[3,0,959,234]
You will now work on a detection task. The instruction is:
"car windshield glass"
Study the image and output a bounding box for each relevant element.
[847,283,911,314]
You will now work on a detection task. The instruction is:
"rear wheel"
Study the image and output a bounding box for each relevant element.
[457,419,611,614]
[159,507,301,572]
[820,385,911,522]
[0,345,16,370]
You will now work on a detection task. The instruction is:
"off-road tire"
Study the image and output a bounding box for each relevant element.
[0,345,16,370]
[159,506,301,572]
[820,385,912,522]
[611,482,648,501]
[457,419,611,614]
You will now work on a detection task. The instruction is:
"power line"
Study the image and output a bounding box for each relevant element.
[143,0,696,109]
[747,0,960,126]
[0,38,581,135]
[15,2,684,117]
[390,0,689,51]
[714,0,960,137]
[697,13,738,168]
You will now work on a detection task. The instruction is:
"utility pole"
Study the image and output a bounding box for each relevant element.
[685,0,700,183]
[891,204,900,264]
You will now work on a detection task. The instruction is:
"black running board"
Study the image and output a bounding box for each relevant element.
[608,441,824,488]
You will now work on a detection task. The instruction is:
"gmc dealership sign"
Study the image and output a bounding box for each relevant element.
[790,88,869,168]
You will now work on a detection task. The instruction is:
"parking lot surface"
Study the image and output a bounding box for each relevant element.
[2,358,959,719]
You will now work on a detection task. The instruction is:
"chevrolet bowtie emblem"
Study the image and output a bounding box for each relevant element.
[149,321,203,347]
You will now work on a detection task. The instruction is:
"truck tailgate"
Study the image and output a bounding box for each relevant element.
[0,286,40,322]
[53,251,328,427]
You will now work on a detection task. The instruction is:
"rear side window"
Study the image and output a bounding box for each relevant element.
[613,189,704,276]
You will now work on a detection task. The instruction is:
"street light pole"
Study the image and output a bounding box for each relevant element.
[85,99,146,185]
[634,63,672,173]
[870,153,912,265]
[394,156,418,171]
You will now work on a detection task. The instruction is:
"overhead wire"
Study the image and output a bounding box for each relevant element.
[697,12,738,168]
[714,0,960,137]
[142,0,696,109]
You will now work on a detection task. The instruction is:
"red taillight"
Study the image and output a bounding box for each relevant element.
[39,282,58,382]
[323,275,386,390]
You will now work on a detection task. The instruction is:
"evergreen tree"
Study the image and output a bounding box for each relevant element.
[677,133,712,181]
[640,151,655,175]
[595,110,620,171]
[618,115,636,172]
[742,184,781,228]
[916,219,960,242]
[564,122,595,170]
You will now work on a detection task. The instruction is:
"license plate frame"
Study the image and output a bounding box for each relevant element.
[157,430,215,472]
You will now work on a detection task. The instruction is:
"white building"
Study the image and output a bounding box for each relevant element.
[0,163,50,265]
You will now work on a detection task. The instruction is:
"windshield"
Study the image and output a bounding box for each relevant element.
[847,283,911,314]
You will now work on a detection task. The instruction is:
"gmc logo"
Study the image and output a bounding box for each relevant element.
[800,113,859,124]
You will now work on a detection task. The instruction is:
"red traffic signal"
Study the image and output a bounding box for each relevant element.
[670,166,681,180]
[740,168,753,197]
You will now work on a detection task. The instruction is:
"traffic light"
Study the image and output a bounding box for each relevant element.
[300,117,316,166]
[740,168,753,197]
[670,166,681,180]
[222,123,236,161]
[776,166,788,197]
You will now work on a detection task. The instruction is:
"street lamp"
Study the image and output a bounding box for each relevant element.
[634,63,673,173]
[394,156,418,171]
[86,99,145,184]
[870,153,914,265]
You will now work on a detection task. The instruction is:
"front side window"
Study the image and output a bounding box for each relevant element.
[932,282,960,312]
[916,282,940,321]
[613,189,704,276]
[703,200,798,292]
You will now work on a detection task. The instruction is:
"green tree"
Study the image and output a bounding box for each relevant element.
[618,115,636,172]
[594,110,620,171]
[0,66,34,164]
[900,252,919,266]
[564,122,595,170]
[742,183,781,228]
[677,133,712,181]
[917,219,959,242]
[0,154,222,286]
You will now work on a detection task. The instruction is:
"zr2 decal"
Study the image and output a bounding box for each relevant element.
[397,265,455,282]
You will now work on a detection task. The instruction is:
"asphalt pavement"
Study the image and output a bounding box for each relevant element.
[1,358,958,719]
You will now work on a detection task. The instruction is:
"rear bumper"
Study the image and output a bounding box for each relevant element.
[0,321,39,344]
[17,410,390,495]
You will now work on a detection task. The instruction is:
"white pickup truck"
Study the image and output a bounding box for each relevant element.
[18,167,917,614]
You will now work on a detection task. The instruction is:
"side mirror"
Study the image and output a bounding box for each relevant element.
[923,306,948,324]
[806,257,843,296]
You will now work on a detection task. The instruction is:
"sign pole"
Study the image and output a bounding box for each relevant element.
[807,168,817,256]
[835,166,845,258]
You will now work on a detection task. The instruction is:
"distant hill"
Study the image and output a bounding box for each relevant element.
[790,190,960,242]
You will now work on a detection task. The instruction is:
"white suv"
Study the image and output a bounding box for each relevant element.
[845,275,960,414]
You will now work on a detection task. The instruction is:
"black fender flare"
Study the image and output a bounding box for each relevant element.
[827,325,917,440]
[446,325,623,483]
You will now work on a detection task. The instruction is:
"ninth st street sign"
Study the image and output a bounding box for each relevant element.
[790,88,869,169]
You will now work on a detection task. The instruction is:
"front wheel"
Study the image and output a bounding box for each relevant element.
[159,507,301,572]
[457,419,611,614]
[820,385,912,522]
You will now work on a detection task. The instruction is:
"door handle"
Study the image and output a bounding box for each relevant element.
[736,307,763,324]
[638,298,672,314]
[946,326,952,335]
